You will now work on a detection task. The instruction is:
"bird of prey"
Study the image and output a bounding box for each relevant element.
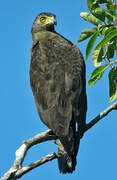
[30,12,87,173]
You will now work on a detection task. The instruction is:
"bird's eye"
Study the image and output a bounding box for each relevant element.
[40,16,46,23]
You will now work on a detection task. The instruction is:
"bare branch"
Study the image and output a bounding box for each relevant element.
[13,129,57,170]
[15,152,57,179]
[1,130,57,180]
[1,153,57,180]
[1,101,117,180]
[85,101,117,132]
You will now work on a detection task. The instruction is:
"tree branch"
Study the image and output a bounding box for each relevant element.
[84,101,117,132]
[1,101,117,180]
[1,130,57,180]
[15,152,57,179]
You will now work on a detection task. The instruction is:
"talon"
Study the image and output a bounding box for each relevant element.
[52,140,58,145]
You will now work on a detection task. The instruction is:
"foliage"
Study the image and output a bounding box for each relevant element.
[78,0,117,102]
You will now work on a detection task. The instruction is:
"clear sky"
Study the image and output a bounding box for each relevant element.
[0,0,117,180]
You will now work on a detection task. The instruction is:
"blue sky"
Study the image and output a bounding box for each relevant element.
[0,0,117,180]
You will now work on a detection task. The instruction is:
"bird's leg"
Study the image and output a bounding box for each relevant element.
[47,129,58,145]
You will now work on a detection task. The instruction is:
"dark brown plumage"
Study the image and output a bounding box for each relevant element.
[30,12,87,173]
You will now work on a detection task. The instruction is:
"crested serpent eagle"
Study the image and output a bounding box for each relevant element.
[30,12,87,173]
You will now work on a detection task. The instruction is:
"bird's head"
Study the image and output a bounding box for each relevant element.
[31,12,57,34]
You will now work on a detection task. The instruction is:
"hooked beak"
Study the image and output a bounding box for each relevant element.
[49,16,57,26]
[53,18,57,25]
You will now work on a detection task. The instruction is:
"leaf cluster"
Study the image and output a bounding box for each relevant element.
[78,0,117,102]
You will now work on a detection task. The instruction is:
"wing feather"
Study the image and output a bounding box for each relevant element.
[30,32,87,136]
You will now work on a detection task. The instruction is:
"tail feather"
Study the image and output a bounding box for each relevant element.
[57,132,80,173]
[58,150,76,173]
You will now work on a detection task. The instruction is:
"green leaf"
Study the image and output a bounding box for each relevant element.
[87,0,99,12]
[81,28,98,34]
[105,1,116,14]
[96,0,108,3]
[104,26,117,59]
[95,29,117,50]
[80,12,102,26]
[104,26,116,35]
[105,9,116,24]
[91,2,100,11]
[86,30,99,60]
[88,64,108,86]
[87,0,94,11]
[106,40,116,59]
[113,14,117,24]
[92,46,104,67]
[101,26,108,35]
[78,34,90,42]
[78,28,97,42]
[92,8,106,22]
[108,66,117,102]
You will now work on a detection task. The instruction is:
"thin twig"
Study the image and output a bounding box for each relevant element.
[102,44,113,68]
[85,101,117,132]
[110,60,117,65]
[15,152,57,179]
